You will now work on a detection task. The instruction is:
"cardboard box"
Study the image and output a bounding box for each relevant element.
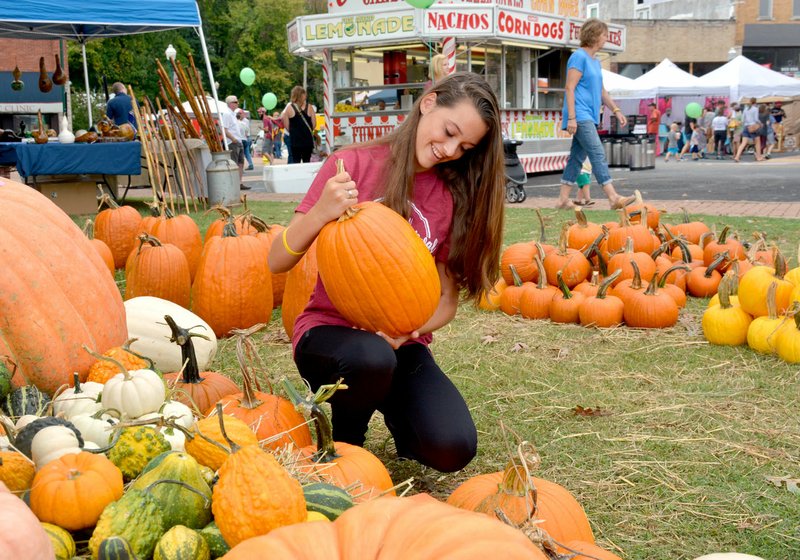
[35,179,98,215]
[263,162,323,194]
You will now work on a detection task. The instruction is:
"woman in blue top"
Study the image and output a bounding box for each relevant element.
[557,19,633,210]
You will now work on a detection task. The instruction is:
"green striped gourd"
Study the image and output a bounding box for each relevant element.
[302,481,354,520]
[153,525,210,560]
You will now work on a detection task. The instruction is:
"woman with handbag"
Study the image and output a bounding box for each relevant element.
[281,86,316,164]
[734,97,764,162]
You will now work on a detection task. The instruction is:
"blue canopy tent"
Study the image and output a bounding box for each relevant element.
[0,0,220,127]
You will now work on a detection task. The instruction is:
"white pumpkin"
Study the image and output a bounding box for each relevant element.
[160,425,186,451]
[52,377,104,419]
[14,415,39,430]
[102,368,165,419]
[160,400,194,430]
[31,426,82,468]
[70,413,117,447]
[124,296,217,372]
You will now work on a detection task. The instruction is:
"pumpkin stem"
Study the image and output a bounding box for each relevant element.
[72,372,83,394]
[165,315,211,385]
[699,231,714,250]
[533,254,548,290]
[717,225,731,244]
[705,251,729,278]
[143,479,211,507]
[596,270,621,299]
[96,191,121,211]
[765,282,778,320]
[658,264,690,288]
[214,402,240,454]
[556,223,569,255]
[555,271,572,300]
[136,233,163,255]
[630,260,642,290]
[221,215,239,238]
[773,246,787,279]
[82,345,131,381]
[508,264,523,288]
[282,378,347,463]
[82,219,96,240]
[680,207,691,224]
[643,275,659,296]
[534,208,547,244]
[120,338,156,371]
[717,273,734,309]
[574,207,588,227]
[231,324,269,409]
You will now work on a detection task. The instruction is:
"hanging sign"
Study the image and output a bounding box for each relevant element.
[299,9,416,47]
[421,6,494,37]
[495,9,566,46]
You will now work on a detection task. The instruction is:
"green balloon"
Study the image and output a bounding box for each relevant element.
[405,0,436,7]
[685,102,702,119]
[239,67,256,86]
[262,92,278,111]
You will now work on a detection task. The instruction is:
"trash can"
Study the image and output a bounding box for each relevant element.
[609,139,625,167]
[602,137,613,164]
[629,138,646,170]
[644,137,656,169]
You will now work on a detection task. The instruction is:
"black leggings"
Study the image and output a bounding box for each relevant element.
[290,145,313,163]
[294,326,477,472]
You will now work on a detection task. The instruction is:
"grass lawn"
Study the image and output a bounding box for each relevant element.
[83,200,800,559]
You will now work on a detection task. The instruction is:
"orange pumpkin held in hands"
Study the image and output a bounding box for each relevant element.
[316,200,440,338]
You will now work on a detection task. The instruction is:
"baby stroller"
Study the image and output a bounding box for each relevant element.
[504,138,527,203]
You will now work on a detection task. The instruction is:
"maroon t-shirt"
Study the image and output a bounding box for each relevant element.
[292,144,453,352]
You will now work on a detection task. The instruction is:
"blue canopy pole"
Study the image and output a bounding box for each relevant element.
[81,41,92,127]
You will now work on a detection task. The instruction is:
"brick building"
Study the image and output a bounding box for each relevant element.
[736,0,800,77]
[0,39,66,133]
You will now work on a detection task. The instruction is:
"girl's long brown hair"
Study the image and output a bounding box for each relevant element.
[352,72,505,301]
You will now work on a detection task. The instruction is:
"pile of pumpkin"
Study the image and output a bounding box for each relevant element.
[701,246,800,362]
[0,179,626,559]
[483,196,800,333]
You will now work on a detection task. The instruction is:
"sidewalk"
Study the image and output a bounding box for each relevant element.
[244,157,800,219]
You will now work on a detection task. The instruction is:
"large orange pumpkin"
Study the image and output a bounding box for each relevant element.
[249,216,288,308]
[316,200,440,339]
[29,451,123,531]
[83,219,115,275]
[139,208,203,280]
[213,325,312,449]
[125,234,191,308]
[0,179,128,393]
[281,242,318,339]
[94,193,143,269]
[192,219,273,338]
[221,493,546,560]
[447,452,594,547]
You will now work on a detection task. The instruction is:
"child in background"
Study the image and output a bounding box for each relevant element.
[664,122,680,162]
[689,122,707,160]
[574,160,594,206]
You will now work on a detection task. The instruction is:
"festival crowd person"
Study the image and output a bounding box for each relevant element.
[106,82,133,126]
[269,72,505,473]
[647,102,661,156]
[711,108,729,159]
[734,97,764,162]
[236,108,254,170]
[282,86,316,164]
[557,18,633,210]
[222,95,248,189]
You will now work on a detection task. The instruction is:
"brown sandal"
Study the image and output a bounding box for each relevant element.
[610,195,635,210]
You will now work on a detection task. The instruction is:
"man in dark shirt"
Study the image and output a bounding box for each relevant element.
[770,101,786,124]
[106,82,133,126]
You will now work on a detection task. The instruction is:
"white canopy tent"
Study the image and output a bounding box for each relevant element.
[695,55,800,101]
[601,69,637,93]
[181,96,232,117]
[608,59,727,98]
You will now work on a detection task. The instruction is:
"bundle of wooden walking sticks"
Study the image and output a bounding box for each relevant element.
[127,53,226,213]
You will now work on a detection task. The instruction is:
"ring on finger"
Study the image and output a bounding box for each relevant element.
[347,188,354,198]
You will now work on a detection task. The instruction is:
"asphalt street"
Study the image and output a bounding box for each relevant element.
[523,151,800,203]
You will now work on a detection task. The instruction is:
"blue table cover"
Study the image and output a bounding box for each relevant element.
[0,142,19,166]
[13,142,142,178]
